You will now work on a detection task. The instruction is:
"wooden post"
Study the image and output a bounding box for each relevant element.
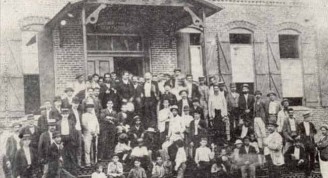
[266,35,272,90]
[201,8,208,81]
[82,4,88,76]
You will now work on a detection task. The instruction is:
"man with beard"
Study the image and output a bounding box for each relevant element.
[99,73,119,110]
[142,72,159,128]
[238,84,255,123]
[177,90,193,117]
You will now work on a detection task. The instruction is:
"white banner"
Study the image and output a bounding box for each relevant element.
[281,60,303,97]
[230,44,254,83]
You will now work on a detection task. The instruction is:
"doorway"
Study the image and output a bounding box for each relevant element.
[114,57,144,77]
[24,75,41,114]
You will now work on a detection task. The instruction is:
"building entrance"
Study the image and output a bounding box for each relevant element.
[114,57,143,77]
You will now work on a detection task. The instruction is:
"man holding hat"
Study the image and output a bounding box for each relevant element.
[82,103,100,167]
[277,98,290,134]
[3,123,22,178]
[238,84,255,123]
[297,111,317,177]
[263,122,284,178]
[265,90,282,123]
[227,83,240,140]
[38,120,56,177]
[15,134,36,178]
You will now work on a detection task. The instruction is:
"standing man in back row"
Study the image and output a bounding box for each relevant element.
[238,84,255,123]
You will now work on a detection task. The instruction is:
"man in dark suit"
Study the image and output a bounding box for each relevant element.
[177,90,194,116]
[165,68,182,89]
[99,100,118,160]
[185,74,201,100]
[3,123,22,178]
[191,98,204,121]
[238,84,255,123]
[282,108,299,153]
[131,75,144,115]
[61,87,74,109]
[239,136,257,178]
[19,115,41,161]
[99,73,119,110]
[116,71,135,105]
[159,83,177,109]
[142,72,159,128]
[14,134,36,178]
[38,106,49,133]
[189,110,207,157]
[297,112,317,178]
[38,121,56,177]
[50,96,63,121]
[47,131,63,178]
[284,137,307,173]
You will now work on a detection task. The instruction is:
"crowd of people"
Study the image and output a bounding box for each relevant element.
[2,68,328,178]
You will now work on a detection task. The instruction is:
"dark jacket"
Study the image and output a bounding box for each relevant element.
[239,145,257,164]
[282,118,299,143]
[50,106,62,121]
[4,135,19,177]
[160,92,177,108]
[14,147,35,177]
[177,99,194,116]
[37,114,48,133]
[19,126,41,151]
[186,83,201,99]
[99,83,119,110]
[47,143,63,177]
[116,80,135,101]
[38,132,52,163]
[317,136,328,161]
[284,145,307,162]
[297,122,317,150]
[61,97,72,109]
[189,119,207,143]
[141,81,159,100]
[238,94,255,114]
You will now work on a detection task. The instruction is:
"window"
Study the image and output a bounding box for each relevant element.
[229,34,252,44]
[190,33,201,45]
[279,35,299,58]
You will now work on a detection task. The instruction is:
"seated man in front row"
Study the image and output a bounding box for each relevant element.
[239,136,257,178]
[284,136,307,173]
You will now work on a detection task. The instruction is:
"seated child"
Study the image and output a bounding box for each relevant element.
[91,164,107,178]
[107,155,125,178]
[152,156,167,178]
[128,159,147,178]
[194,138,214,178]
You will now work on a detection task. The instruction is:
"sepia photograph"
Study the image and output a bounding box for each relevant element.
[0,0,328,177]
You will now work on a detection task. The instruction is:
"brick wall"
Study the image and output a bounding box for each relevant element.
[150,26,177,75]
[53,20,84,95]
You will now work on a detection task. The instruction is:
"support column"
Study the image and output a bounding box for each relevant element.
[82,4,88,76]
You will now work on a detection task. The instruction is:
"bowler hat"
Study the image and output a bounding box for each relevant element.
[40,106,46,111]
[193,110,202,115]
[64,87,74,93]
[281,98,289,105]
[234,139,243,145]
[133,115,141,120]
[170,105,179,111]
[267,91,277,97]
[146,127,156,132]
[75,74,84,79]
[230,83,237,88]
[52,131,61,139]
[179,90,188,95]
[192,98,200,103]
[255,90,262,96]
[303,111,311,118]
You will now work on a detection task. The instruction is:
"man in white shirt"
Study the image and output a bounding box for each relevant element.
[266,91,282,123]
[282,108,299,153]
[158,99,172,142]
[168,105,185,142]
[143,72,159,128]
[73,74,86,96]
[208,84,228,120]
[263,122,284,178]
[277,98,289,133]
[82,104,100,167]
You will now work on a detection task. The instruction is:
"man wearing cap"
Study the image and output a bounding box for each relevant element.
[263,122,284,178]
[19,116,41,161]
[168,105,185,142]
[142,72,159,128]
[72,74,86,96]
[198,76,209,117]
[129,116,145,148]
[3,123,22,178]
[82,103,100,167]
[284,136,307,173]
[99,100,118,160]
[185,74,200,100]
[177,90,194,116]
[80,87,102,118]
[297,112,317,177]
[189,110,207,154]
[227,83,240,141]
[62,87,74,109]
[15,134,36,178]
[277,98,290,134]
[238,84,255,123]
[38,121,56,177]
[47,131,64,178]
[282,108,299,154]
[253,90,267,149]
[239,136,257,178]
[38,105,49,133]
[265,90,282,123]
[50,96,62,121]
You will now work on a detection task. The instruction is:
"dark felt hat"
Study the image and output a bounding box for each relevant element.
[255,90,262,96]
[242,84,249,88]
[53,96,62,102]
[174,68,181,72]
[52,131,61,139]
[281,98,289,105]
[267,122,278,127]
[61,108,70,115]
